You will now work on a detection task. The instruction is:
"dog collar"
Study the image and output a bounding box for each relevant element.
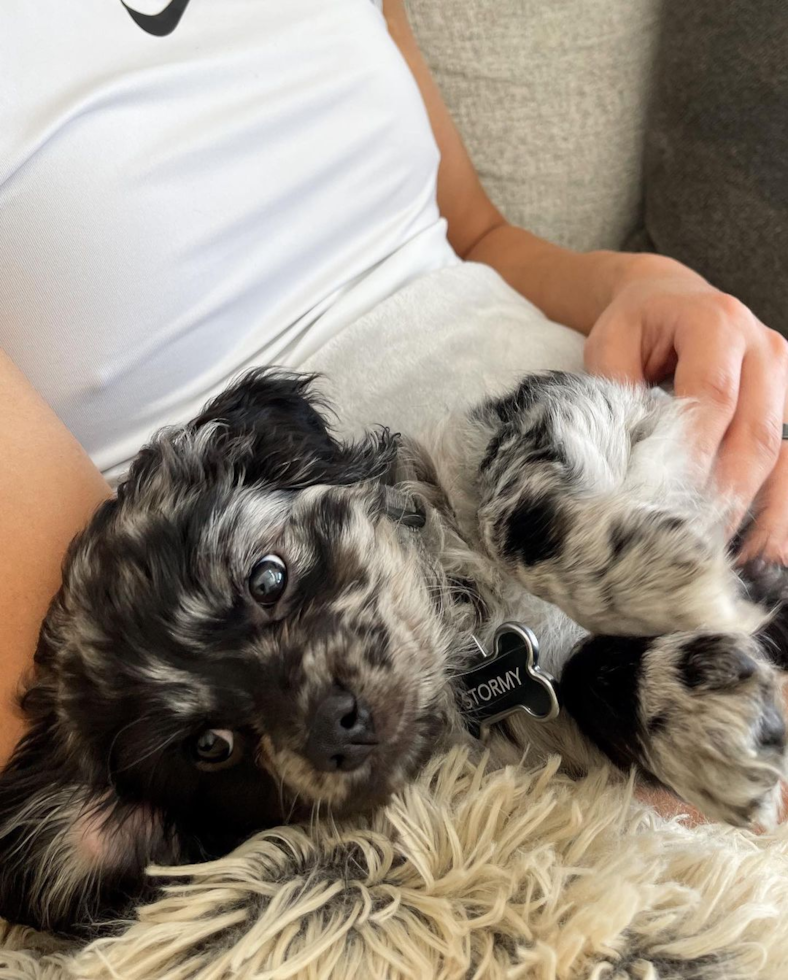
[458,622,560,737]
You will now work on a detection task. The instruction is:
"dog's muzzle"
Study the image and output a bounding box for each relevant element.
[303,687,378,772]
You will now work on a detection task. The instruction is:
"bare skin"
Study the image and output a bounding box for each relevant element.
[0,352,110,762]
[1,2,786,837]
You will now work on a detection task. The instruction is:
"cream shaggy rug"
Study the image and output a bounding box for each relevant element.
[2,749,788,980]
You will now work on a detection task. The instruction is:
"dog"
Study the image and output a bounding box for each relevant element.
[1,368,786,935]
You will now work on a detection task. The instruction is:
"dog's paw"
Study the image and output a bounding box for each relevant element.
[505,500,765,637]
[594,508,768,636]
[638,632,786,826]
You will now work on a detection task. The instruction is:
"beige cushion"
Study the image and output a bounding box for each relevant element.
[406,0,662,252]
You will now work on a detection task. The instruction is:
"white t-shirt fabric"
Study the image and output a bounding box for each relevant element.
[0,0,458,477]
[303,262,586,444]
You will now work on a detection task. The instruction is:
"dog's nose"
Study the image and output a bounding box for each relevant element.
[304,689,376,772]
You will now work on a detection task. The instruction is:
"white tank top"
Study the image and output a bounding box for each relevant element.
[0,0,457,476]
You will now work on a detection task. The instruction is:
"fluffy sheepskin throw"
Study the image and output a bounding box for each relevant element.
[2,749,788,980]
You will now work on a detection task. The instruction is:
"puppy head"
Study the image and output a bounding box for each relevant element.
[0,371,452,932]
[0,371,448,929]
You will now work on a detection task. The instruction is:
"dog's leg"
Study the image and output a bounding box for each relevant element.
[471,372,762,636]
[560,630,786,825]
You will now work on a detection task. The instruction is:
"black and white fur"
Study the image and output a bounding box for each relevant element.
[1,369,785,935]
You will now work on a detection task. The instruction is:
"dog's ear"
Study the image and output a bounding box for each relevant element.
[191,368,398,488]
[124,369,399,500]
[0,700,175,935]
[191,368,342,483]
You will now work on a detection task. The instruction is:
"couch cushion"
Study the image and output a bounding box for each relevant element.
[634,0,788,336]
[406,0,662,252]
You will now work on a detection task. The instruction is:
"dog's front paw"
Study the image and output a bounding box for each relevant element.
[639,633,786,826]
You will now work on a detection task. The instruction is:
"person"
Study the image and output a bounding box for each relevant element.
[1,0,787,788]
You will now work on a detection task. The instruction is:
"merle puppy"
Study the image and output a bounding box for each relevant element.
[1,369,786,935]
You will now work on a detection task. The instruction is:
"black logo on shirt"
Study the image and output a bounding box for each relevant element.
[121,0,193,36]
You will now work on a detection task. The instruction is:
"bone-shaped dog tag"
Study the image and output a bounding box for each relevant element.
[458,622,560,730]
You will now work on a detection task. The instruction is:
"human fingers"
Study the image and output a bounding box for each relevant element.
[714,334,788,535]
[672,323,746,477]
[738,381,788,563]
[584,312,647,385]
[738,444,788,564]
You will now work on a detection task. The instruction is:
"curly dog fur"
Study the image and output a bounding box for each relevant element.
[1,368,785,935]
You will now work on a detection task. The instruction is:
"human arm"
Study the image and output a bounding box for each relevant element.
[384,0,788,561]
[0,350,111,766]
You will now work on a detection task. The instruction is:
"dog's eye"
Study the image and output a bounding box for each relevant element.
[249,554,287,606]
[386,503,426,529]
[193,728,237,766]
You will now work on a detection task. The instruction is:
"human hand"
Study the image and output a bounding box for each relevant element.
[585,255,788,563]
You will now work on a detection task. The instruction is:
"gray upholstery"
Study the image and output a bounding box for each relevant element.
[635,0,788,336]
[406,0,662,252]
